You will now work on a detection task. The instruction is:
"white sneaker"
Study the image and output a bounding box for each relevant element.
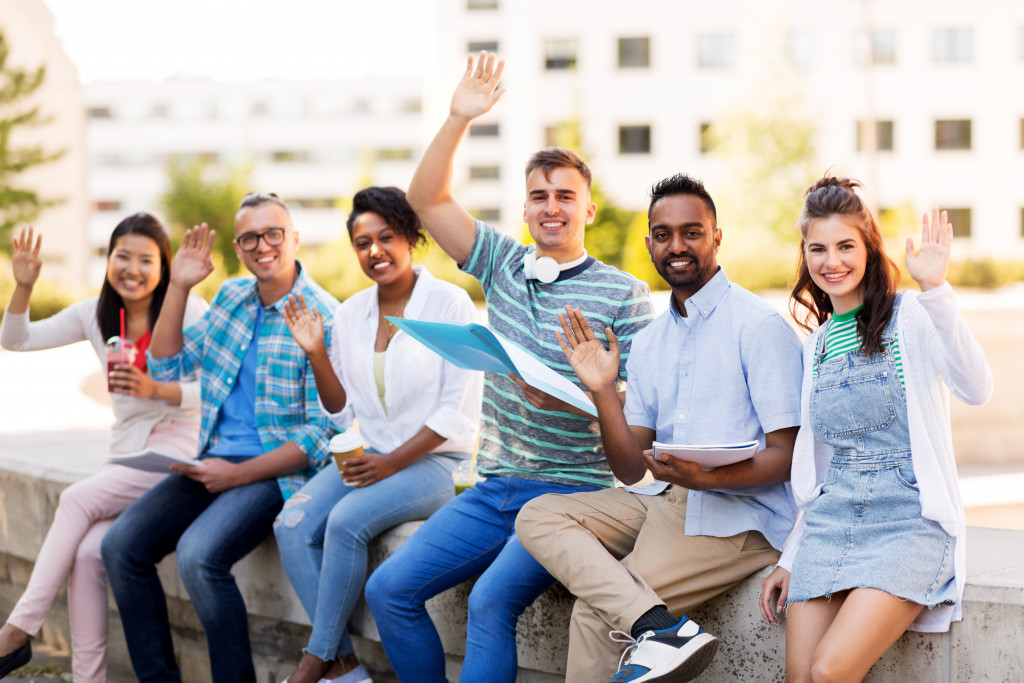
[608,616,719,682]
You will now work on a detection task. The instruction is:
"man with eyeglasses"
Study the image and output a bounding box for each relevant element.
[101,193,339,683]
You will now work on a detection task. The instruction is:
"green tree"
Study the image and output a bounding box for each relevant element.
[0,31,64,253]
[160,157,250,275]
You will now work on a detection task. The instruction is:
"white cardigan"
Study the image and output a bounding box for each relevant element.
[1,295,207,453]
[321,266,482,456]
[779,283,992,632]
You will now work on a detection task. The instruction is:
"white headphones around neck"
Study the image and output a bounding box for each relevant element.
[523,251,561,283]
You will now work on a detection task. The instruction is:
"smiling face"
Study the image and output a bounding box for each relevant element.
[106,233,162,307]
[646,194,721,304]
[234,203,298,287]
[803,215,868,314]
[350,211,415,287]
[523,166,596,262]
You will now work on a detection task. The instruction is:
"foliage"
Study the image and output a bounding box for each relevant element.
[160,157,250,275]
[0,31,65,253]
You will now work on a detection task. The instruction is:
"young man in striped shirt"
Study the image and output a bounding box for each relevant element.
[364,52,653,682]
[517,174,803,682]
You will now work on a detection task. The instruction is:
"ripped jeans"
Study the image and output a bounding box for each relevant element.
[273,451,461,662]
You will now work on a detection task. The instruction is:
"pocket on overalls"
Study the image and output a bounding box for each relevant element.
[812,356,896,440]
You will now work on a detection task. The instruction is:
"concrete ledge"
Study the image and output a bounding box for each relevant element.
[3,444,1024,682]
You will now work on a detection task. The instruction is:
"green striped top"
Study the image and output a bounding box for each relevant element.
[814,306,903,388]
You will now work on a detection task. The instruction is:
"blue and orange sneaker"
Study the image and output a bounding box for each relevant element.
[608,616,718,682]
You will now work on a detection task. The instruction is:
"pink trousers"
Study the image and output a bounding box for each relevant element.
[7,420,198,683]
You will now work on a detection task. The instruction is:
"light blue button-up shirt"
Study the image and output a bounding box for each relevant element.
[622,268,803,549]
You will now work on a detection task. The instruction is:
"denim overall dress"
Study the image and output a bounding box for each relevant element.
[787,296,956,605]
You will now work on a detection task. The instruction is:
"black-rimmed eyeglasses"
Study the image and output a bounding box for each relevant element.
[233,227,292,252]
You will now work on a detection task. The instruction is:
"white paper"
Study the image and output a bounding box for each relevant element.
[109,449,203,473]
[491,332,598,418]
[653,440,759,469]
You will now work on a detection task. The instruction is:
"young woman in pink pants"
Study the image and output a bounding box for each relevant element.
[0,214,207,681]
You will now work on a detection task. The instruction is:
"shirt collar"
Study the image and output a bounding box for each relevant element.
[242,260,310,313]
[669,267,729,321]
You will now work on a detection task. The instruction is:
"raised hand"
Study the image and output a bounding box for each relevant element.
[283,293,325,356]
[556,306,620,393]
[450,51,506,123]
[171,223,216,289]
[11,226,43,287]
[906,208,952,292]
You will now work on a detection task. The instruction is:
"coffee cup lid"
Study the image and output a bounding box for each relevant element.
[329,430,364,452]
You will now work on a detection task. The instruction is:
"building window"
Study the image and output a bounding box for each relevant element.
[787,31,813,70]
[618,37,650,68]
[87,107,113,119]
[699,122,714,154]
[935,119,971,150]
[469,123,500,137]
[399,98,422,114]
[469,165,500,180]
[467,0,498,8]
[870,30,897,64]
[376,148,414,161]
[698,33,735,68]
[619,125,651,154]
[1019,118,1024,149]
[544,125,559,147]
[477,208,501,222]
[932,28,973,63]
[251,101,269,117]
[1020,208,1024,238]
[468,40,499,54]
[856,120,894,152]
[292,198,336,209]
[271,150,312,163]
[93,200,123,212]
[544,39,577,70]
[946,208,971,237]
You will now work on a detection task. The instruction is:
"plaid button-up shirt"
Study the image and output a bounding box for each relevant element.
[149,263,339,499]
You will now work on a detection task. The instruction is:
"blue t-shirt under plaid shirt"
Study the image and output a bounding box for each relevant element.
[460,221,654,487]
[148,263,340,499]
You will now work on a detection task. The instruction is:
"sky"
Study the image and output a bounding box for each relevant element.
[42,0,437,82]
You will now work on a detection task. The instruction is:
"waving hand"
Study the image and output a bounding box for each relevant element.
[906,208,952,292]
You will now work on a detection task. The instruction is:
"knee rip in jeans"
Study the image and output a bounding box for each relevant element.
[274,509,306,528]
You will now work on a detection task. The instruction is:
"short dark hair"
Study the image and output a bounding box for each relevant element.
[647,173,717,226]
[96,213,173,341]
[346,186,425,248]
[524,147,592,190]
[237,192,291,216]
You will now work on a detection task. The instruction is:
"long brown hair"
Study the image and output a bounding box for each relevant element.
[790,177,900,356]
[96,213,172,341]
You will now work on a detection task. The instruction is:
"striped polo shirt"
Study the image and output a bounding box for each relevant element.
[461,221,654,487]
[815,305,904,387]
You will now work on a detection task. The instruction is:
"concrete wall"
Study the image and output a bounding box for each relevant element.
[3,447,1024,682]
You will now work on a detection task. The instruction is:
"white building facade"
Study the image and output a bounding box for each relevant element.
[84,77,425,282]
[432,0,1024,259]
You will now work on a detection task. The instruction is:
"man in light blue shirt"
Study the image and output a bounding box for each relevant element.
[517,174,802,683]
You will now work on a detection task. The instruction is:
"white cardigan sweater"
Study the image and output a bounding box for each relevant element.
[779,283,992,632]
[1,295,207,453]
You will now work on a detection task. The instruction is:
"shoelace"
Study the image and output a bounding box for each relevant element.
[609,629,641,671]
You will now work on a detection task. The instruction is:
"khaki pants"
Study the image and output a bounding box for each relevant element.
[516,485,780,681]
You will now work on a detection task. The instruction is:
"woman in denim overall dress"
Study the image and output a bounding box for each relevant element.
[758,177,993,682]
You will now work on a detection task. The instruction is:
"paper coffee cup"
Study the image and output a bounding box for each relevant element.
[329,431,365,484]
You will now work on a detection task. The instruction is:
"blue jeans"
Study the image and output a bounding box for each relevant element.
[273,452,460,661]
[365,476,599,683]
[100,466,282,683]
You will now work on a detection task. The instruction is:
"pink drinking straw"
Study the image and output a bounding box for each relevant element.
[120,308,126,340]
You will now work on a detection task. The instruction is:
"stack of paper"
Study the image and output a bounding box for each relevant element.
[653,441,759,468]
